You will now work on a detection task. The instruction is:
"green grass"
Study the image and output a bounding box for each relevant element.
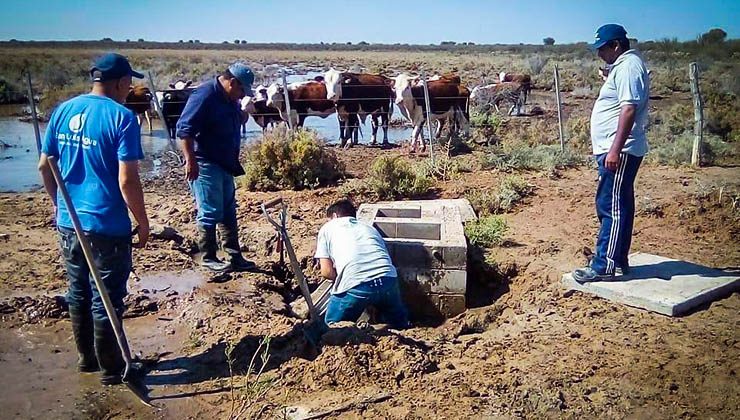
[465,216,508,248]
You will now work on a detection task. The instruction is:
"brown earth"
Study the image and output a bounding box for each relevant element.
[0,141,738,419]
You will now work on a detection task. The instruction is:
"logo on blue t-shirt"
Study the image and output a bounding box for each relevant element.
[69,113,86,133]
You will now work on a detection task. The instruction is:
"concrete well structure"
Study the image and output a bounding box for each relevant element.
[357,199,476,320]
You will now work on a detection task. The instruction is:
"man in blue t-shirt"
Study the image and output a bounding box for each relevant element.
[37,53,150,385]
[176,63,256,272]
[572,24,650,283]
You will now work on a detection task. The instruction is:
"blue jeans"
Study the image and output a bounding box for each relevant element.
[58,227,131,322]
[325,276,410,329]
[591,152,643,274]
[190,160,237,229]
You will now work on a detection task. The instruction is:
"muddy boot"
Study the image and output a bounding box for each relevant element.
[69,306,99,373]
[93,319,126,386]
[220,223,256,272]
[198,225,230,272]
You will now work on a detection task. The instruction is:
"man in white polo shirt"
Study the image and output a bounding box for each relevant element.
[573,24,650,282]
[314,199,410,329]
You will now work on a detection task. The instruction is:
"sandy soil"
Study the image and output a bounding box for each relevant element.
[0,139,738,419]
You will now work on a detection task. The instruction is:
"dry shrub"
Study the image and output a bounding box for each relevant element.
[241,127,345,191]
[466,175,534,216]
[339,155,433,199]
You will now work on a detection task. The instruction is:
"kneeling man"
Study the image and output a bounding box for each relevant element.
[314,199,410,329]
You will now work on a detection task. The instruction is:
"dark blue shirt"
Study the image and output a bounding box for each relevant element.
[176,77,244,176]
[42,94,143,237]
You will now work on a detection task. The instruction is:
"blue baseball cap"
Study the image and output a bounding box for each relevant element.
[228,63,255,96]
[591,24,628,50]
[90,53,144,82]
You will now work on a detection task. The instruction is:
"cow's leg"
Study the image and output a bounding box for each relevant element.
[381,109,390,145]
[370,114,379,145]
[144,111,152,133]
[136,114,142,129]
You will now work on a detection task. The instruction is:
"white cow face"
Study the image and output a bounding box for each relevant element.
[265,83,284,110]
[240,96,256,114]
[391,74,417,105]
[169,79,193,90]
[253,84,268,101]
[323,68,343,101]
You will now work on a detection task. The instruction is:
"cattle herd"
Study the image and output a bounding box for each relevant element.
[124,69,532,152]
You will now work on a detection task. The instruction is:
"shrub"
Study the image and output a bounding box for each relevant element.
[647,131,735,166]
[339,155,433,199]
[526,54,547,75]
[466,175,534,216]
[465,216,508,248]
[480,143,586,172]
[241,127,345,191]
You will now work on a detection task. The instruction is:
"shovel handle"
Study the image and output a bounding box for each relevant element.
[262,197,283,209]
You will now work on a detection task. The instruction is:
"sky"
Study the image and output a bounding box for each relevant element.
[1,0,738,45]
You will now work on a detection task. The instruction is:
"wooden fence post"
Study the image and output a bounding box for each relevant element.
[554,64,565,152]
[689,62,704,167]
[420,70,435,164]
[281,69,293,132]
[25,72,42,157]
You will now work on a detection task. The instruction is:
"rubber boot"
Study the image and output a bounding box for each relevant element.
[93,319,126,386]
[198,225,230,272]
[68,306,99,373]
[220,223,255,272]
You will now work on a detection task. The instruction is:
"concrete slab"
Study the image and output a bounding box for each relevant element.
[562,252,740,316]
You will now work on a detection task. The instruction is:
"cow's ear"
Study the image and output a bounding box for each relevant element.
[185,80,193,88]
[168,83,175,89]
[314,75,324,82]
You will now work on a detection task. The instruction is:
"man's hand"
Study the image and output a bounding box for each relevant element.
[132,222,150,249]
[185,158,199,181]
[605,150,620,172]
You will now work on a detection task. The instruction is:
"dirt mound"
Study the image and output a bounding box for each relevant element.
[0,295,68,323]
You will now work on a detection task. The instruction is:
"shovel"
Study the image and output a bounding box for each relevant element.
[47,156,155,408]
[261,197,328,347]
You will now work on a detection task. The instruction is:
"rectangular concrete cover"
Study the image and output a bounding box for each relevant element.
[562,253,740,316]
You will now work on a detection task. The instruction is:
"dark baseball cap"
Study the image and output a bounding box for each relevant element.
[90,53,144,82]
[591,24,628,50]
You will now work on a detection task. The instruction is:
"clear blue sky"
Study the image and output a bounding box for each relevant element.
[2,0,738,44]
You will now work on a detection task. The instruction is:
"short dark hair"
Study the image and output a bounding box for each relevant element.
[326,199,356,218]
[220,69,237,81]
[606,38,630,51]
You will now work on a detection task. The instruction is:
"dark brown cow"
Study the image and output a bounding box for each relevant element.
[124,85,153,133]
[265,81,336,128]
[323,69,394,147]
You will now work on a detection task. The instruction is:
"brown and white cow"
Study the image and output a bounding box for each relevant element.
[125,85,153,133]
[240,84,283,134]
[392,73,470,152]
[265,81,336,129]
[324,68,394,147]
[498,72,532,103]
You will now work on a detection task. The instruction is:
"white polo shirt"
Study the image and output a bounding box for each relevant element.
[590,49,650,157]
[314,217,397,295]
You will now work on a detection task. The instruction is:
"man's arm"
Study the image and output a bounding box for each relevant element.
[318,258,337,281]
[178,136,199,181]
[605,104,636,171]
[119,161,149,248]
[37,153,57,214]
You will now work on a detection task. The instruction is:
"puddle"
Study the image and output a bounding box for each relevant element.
[0,74,414,192]
[131,269,209,296]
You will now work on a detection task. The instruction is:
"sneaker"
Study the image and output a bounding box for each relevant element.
[572,267,615,283]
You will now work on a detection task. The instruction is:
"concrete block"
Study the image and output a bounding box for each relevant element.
[562,252,740,317]
[442,245,467,269]
[393,242,432,268]
[410,269,467,294]
[429,294,467,318]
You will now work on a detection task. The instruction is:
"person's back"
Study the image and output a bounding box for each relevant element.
[315,216,397,295]
[314,199,408,329]
[45,94,142,235]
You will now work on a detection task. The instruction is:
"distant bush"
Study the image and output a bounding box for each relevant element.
[339,155,433,199]
[480,143,586,172]
[241,127,345,191]
[465,216,508,248]
[466,175,534,216]
[543,37,555,46]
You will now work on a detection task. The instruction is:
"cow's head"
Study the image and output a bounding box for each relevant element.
[391,73,417,105]
[169,80,193,90]
[323,68,344,101]
[265,83,284,110]
[240,96,257,114]
[253,84,268,101]
[498,72,507,83]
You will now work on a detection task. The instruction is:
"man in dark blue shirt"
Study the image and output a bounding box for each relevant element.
[176,63,255,272]
[38,52,149,385]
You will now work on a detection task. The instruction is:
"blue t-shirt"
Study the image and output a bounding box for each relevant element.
[42,94,144,236]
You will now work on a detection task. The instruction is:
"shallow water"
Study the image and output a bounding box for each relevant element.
[0,75,414,193]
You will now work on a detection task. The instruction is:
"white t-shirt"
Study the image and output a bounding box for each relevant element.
[590,49,650,157]
[314,217,397,295]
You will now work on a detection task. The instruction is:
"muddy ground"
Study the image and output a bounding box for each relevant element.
[1,84,739,418]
